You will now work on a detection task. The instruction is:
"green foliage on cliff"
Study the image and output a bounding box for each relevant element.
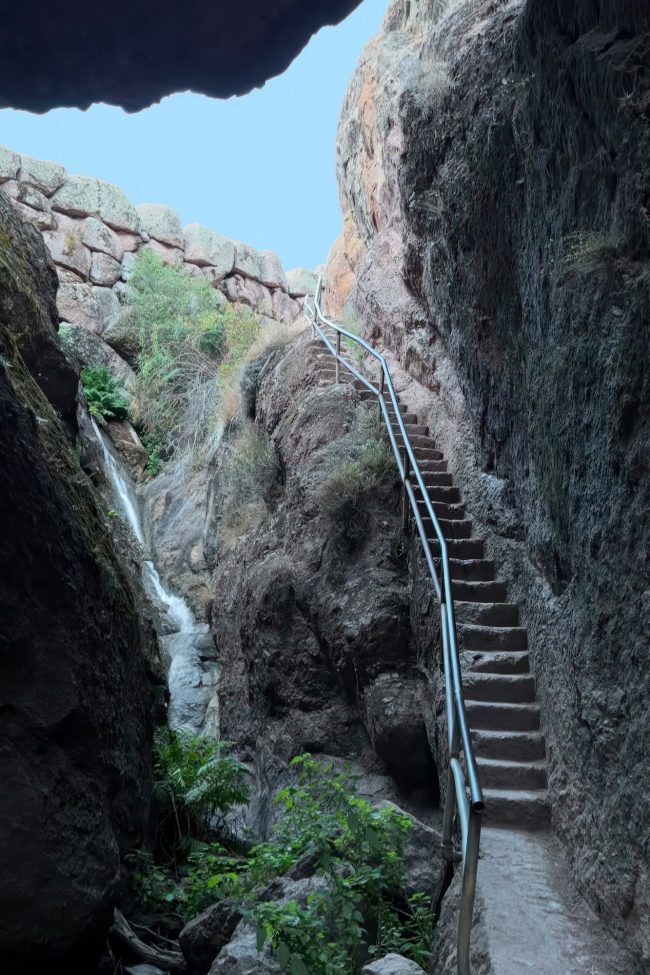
[253,755,433,973]
[119,250,260,462]
[81,366,129,422]
[131,751,433,971]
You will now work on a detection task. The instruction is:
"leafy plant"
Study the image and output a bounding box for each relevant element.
[152,728,249,866]
[121,250,259,459]
[81,366,129,422]
[140,430,165,477]
[253,755,429,974]
[130,752,433,970]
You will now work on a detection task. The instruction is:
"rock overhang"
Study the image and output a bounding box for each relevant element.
[0,0,364,113]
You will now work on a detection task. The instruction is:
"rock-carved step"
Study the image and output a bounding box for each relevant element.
[311,354,549,829]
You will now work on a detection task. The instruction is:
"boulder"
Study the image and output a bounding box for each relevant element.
[136,203,183,248]
[0,144,20,182]
[199,268,231,303]
[90,251,123,286]
[102,314,141,364]
[183,223,235,279]
[231,241,264,282]
[11,200,56,231]
[43,227,91,279]
[362,673,435,795]
[52,175,140,232]
[117,230,142,252]
[121,251,137,281]
[233,242,287,290]
[209,878,328,974]
[0,179,53,214]
[51,174,102,219]
[81,217,124,261]
[56,282,120,334]
[58,322,136,389]
[271,288,301,324]
[361,955,427,975]
[144,238,184,265]
[286,267,318,298]
[209,925,280,974]
[259,251,287,291]
[221,274,273,316]
[18,153,66,196]
[179,901,242,975]
[0,181,57,231]
[57,268,86,284]
[106,421,148,478]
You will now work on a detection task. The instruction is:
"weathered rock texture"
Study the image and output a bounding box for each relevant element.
[0,1,363,113]
[0,193,160,972]
[203,334,434,796]
[0,146,306,348]
[332,0,650,962]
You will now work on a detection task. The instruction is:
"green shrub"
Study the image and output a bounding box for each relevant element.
[152,728,249,866]
[81,366,129,422]
[254,756,432,973]
[120,250,259,458]
[140,430,165,477]
[131,752,433,969]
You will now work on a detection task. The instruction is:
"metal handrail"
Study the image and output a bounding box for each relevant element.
[306,278,484,975]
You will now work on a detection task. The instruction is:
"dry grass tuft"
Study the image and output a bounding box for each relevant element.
[219,422,279,549]
[218,386,242,429]
[319,405,397,542]
[244,317,306,363]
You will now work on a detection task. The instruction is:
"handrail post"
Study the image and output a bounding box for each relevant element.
[402,449,410,531]
[457,810,482,975]
[335,331,341,384]
[379,369,385,418]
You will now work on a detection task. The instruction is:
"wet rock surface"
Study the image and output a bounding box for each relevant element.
[333,0,650,960]
[0,193,160,972]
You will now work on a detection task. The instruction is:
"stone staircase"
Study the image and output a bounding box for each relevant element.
[311,348,549,829]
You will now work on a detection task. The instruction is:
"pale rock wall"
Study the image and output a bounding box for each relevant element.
[0,145,307,358]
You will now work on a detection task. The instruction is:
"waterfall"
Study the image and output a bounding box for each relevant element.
[92,419,219,736]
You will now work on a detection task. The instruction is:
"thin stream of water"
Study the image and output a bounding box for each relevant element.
[92,420,219,735]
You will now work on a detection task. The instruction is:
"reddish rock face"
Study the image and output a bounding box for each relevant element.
[324,212,366,317]
[0,0,363,112]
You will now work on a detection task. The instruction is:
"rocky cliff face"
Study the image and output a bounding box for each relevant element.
[199,333,437,817]
[0,0,363,112]
[0,193,161,972]
[332,0,649,961]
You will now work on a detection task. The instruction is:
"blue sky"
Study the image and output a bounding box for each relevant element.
[0,0,385,271]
